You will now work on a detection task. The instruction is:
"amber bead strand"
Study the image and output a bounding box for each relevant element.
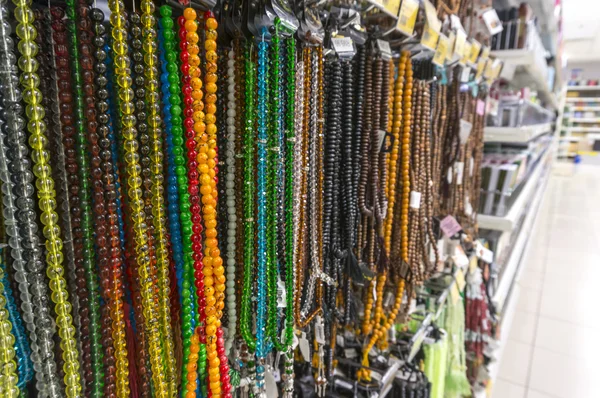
[400,52,412,265]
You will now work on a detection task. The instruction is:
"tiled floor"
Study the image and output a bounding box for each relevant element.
[492,163,600,398]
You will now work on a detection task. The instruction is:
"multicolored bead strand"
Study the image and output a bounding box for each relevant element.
[140,0,176,391]
[13,0,83,394]
[59,2,105,395]
[0,250,18,397]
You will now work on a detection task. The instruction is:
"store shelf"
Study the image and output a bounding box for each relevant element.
[492,167,550,310]
[570,106,600,112]
[571,118,600,123]
[491,49,558,110]
[566,97,600,103]
[478,149,550,232]
[567,85,600,91]
[483,123,552,143]
[560,136,582,142]
[565,127,600,133]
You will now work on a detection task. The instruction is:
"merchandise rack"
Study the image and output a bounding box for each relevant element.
[483,122,553,143]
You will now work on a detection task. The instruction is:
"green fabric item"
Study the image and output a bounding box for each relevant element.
[424,331,448,398]
[442,296,471,398]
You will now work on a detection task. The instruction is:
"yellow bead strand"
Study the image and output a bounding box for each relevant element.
[140,0,176,394]
[12,1,83,395]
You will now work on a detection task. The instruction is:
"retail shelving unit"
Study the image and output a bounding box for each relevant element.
[483,122,553,143]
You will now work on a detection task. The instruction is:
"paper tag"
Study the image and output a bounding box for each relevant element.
[476,241,494,264]
[447,166,453,183]
[272,369,281,383]
[488,97,499,116]
[377,129,387,151]
[344,348,358,358]
[371,0,401,16]
[265,369,280,397]
[469,255,478,273]
[409,191,421,209]
[440,215,462,237]
[447,31,456,61]
[299,332,311,362]
[421,0,441,50]
[277,279,286,308]
[455,162,464,185]
[332,37,355,58]
[484,59,494,79]
[336,334,345,348]
[450,283,460,304]
[476,99,485,116]
[492,59,503,79]
[433,34,449,66]
[376,39,392,60]
[475,58,486,81]
[459,119,472,144]
[469,157,474,176]
[453,28,467,59]
[315,316,326,345]
[384,291,394,307]
[460,41,471,66]
[481,46,490,60]
[468,40,481,65]
[453,245,469,269]
[396,0,419,36]
[460,66,471,83]
[481,8,503,35]
[371,371,383,382]
[455,269,466,291]
[465,199,473,216]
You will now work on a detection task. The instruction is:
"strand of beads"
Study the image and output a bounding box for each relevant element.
[140,0,176,391]
[281,33,296,398]
[178,13,199,390]
[255,28,269,396]
[107,0,142,393]
[57,3,105,395]
[224,47,237,357]
[0,256,33,389]
[0,250,18,398]
[13,0,83,394]
[202,11,231,398]
[0,4,56,394]
[0,8,38,390]
[129,13,160,396]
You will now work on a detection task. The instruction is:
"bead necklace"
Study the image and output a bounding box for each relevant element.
[0,5,49,394]
[224,47,237,355]
[177,13,201,389]
[255,27,269,395]
[0,250,18,397]
[128,12,154,395]
[181,10,208,397]
[14,0,83,394]
[201,10,231,398]
[240,42,256,351]
[140,0,177,390]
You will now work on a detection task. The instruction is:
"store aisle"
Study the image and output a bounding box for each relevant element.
[492,163,600,398]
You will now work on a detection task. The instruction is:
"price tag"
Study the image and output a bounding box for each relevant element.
[468,40,481,65]
[450,283,460,304]
[331,37,355,59]
[455,162,464,185]
[344,348,358,359]
[453,28,467,60]
[452,245,469,269]
[277,279,286,308]
[484,59,494,79]
[370,0,401,16]
[469,254,478,273]
[475,57,486,81]
[459,119,472,143]
[432,34,449,66]
[299,332,311,362]
[481,7,503,35]
[336,334,345,348]
[491,59,503,79]
[440,215,462,237]
[447,31,456,61]
[377,40,392,60]
[460,66,471,83]
[396,0,419,36]
[476,99,486,116]
[469,156,474,177]
[447,166,453,183]
[481,46,490,60]
[315,316,326,345]
[459,41,471,66]
[455,269,466,291]
[409,191,421,209]
[421,0,441,50]
[476,241,494,263]
[377,129,387,150]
